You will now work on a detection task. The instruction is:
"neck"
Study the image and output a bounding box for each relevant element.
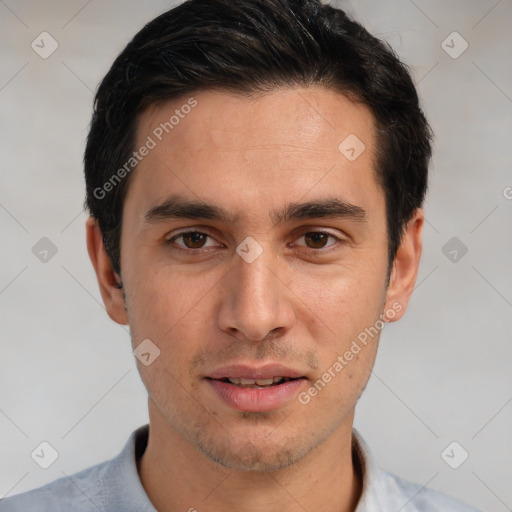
[138,401,362,512]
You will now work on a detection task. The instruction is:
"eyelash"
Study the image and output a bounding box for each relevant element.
[165,229,344,255]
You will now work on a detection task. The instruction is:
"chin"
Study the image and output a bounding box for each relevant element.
[191,423,316,472]
[202,441,308,472]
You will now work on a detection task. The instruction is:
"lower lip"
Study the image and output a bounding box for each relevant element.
[206,378,307,412]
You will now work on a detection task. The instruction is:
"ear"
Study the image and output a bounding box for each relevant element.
[86,217,129,325]
[383,209,424,322]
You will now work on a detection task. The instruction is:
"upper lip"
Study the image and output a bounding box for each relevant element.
[207,364,306,380]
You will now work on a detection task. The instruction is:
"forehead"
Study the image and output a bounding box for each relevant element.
[137,86,374,154]
[126,86,381,224]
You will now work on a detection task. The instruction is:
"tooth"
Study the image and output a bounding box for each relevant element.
[255,378,274,386]
[224,377,296,387]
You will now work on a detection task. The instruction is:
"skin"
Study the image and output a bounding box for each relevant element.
[87,86,423,512]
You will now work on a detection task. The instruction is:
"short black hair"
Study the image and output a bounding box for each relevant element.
[84,0,433,275]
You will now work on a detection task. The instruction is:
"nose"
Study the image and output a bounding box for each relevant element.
[217,246,295,343]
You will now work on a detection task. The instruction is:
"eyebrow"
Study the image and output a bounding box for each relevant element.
[144,194,367,225]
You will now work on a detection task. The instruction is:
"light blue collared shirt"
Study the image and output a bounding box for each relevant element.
[0,424,481,511]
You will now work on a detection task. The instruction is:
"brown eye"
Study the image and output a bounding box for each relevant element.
[303,232,330,249]
[181,232,208,249]
[166,230,221,253]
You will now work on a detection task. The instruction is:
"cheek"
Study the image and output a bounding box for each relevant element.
[126,262,215,332]
[300,293,381,411]
[125,264,226,395]
[291,260,387,330]
[292,264,385,389]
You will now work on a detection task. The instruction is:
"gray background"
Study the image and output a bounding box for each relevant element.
[1,1,511,510]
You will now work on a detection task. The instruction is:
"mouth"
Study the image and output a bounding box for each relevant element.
[207,376,303,389]
[205,365,308,412]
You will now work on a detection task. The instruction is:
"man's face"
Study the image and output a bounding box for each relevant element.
[114,87,403,471]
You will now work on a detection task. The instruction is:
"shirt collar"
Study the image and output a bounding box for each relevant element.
[99,424,157,511]
[352,428,388,511]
